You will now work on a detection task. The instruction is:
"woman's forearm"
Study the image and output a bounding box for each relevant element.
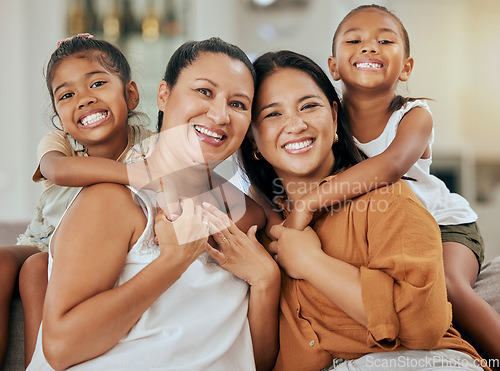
[302,251,368,326]
[248,268,281,371]
[270,224,368,327]
[43,255,186,370]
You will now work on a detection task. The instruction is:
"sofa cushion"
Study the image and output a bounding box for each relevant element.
[5,297,24,371]
[474,256,500,313]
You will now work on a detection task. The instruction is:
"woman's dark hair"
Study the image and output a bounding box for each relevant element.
[332,4,424,113]
[46,35,134,129]
[239,50,366,205]
[157,37,256,131]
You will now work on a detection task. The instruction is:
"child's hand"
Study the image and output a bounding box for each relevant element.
[154,198,210,268]
[268,224,323,280]
[283,198,314,230]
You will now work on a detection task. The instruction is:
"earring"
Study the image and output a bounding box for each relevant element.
[252,149,263,161]
[333,132,339,144]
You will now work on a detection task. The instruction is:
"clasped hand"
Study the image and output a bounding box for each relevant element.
[202,202,279,288]
[268,224,323,280]
[154,198,278,288]
[154,198,210,268]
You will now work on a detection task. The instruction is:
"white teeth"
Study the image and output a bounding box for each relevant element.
[356,62,382,69]
[194,125,223,140]
[284,139,313,150]
[81,112,108,126]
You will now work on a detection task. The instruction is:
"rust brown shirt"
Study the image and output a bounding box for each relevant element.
[273,179,485,371]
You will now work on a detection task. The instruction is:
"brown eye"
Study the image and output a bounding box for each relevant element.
[264,112,281,119]
[301,103,318,110]
[197,88,212,97]
[59,92,74,101]
[230,101,247,110]
[91,81,106,88]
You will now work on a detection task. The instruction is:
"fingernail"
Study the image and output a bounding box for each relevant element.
[202,202,211,208]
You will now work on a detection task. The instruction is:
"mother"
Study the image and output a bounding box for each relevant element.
[28,38,279,371]
[239,50,487,370]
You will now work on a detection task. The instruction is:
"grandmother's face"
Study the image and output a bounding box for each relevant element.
[251,68,336,181]
[157,52,254,166]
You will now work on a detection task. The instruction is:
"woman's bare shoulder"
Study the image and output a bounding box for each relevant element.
[58,183,147,250]
[75,183,144,212]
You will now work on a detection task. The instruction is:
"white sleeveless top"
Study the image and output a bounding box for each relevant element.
[353,100,477,225]
[28,188,255,371]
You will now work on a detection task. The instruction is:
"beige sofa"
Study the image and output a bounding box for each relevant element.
[5,299,24,371]
[1,222,26,371]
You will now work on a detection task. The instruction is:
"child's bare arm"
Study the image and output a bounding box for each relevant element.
[40,151,129,187]
[286,107,433,229]
[236,195,267,234]
[39,150,164,192]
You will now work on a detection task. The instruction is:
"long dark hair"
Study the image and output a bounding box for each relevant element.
[239,50,366,204]
[157,37,256,132]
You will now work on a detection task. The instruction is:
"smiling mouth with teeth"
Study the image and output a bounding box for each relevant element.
[80,111,109,126]
[283,139,313,150]
[194,125,224,140]
[355,62,383,69]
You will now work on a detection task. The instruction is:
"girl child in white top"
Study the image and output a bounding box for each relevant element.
[284,5,500,360]
[27,37,279,371]
[0,33,153,368]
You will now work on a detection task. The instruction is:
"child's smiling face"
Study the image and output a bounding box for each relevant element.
[329,8,413,93]
[51,55,138,152]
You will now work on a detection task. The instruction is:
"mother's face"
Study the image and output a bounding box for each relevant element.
[157,52,254,165]
[251,68,336,181]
